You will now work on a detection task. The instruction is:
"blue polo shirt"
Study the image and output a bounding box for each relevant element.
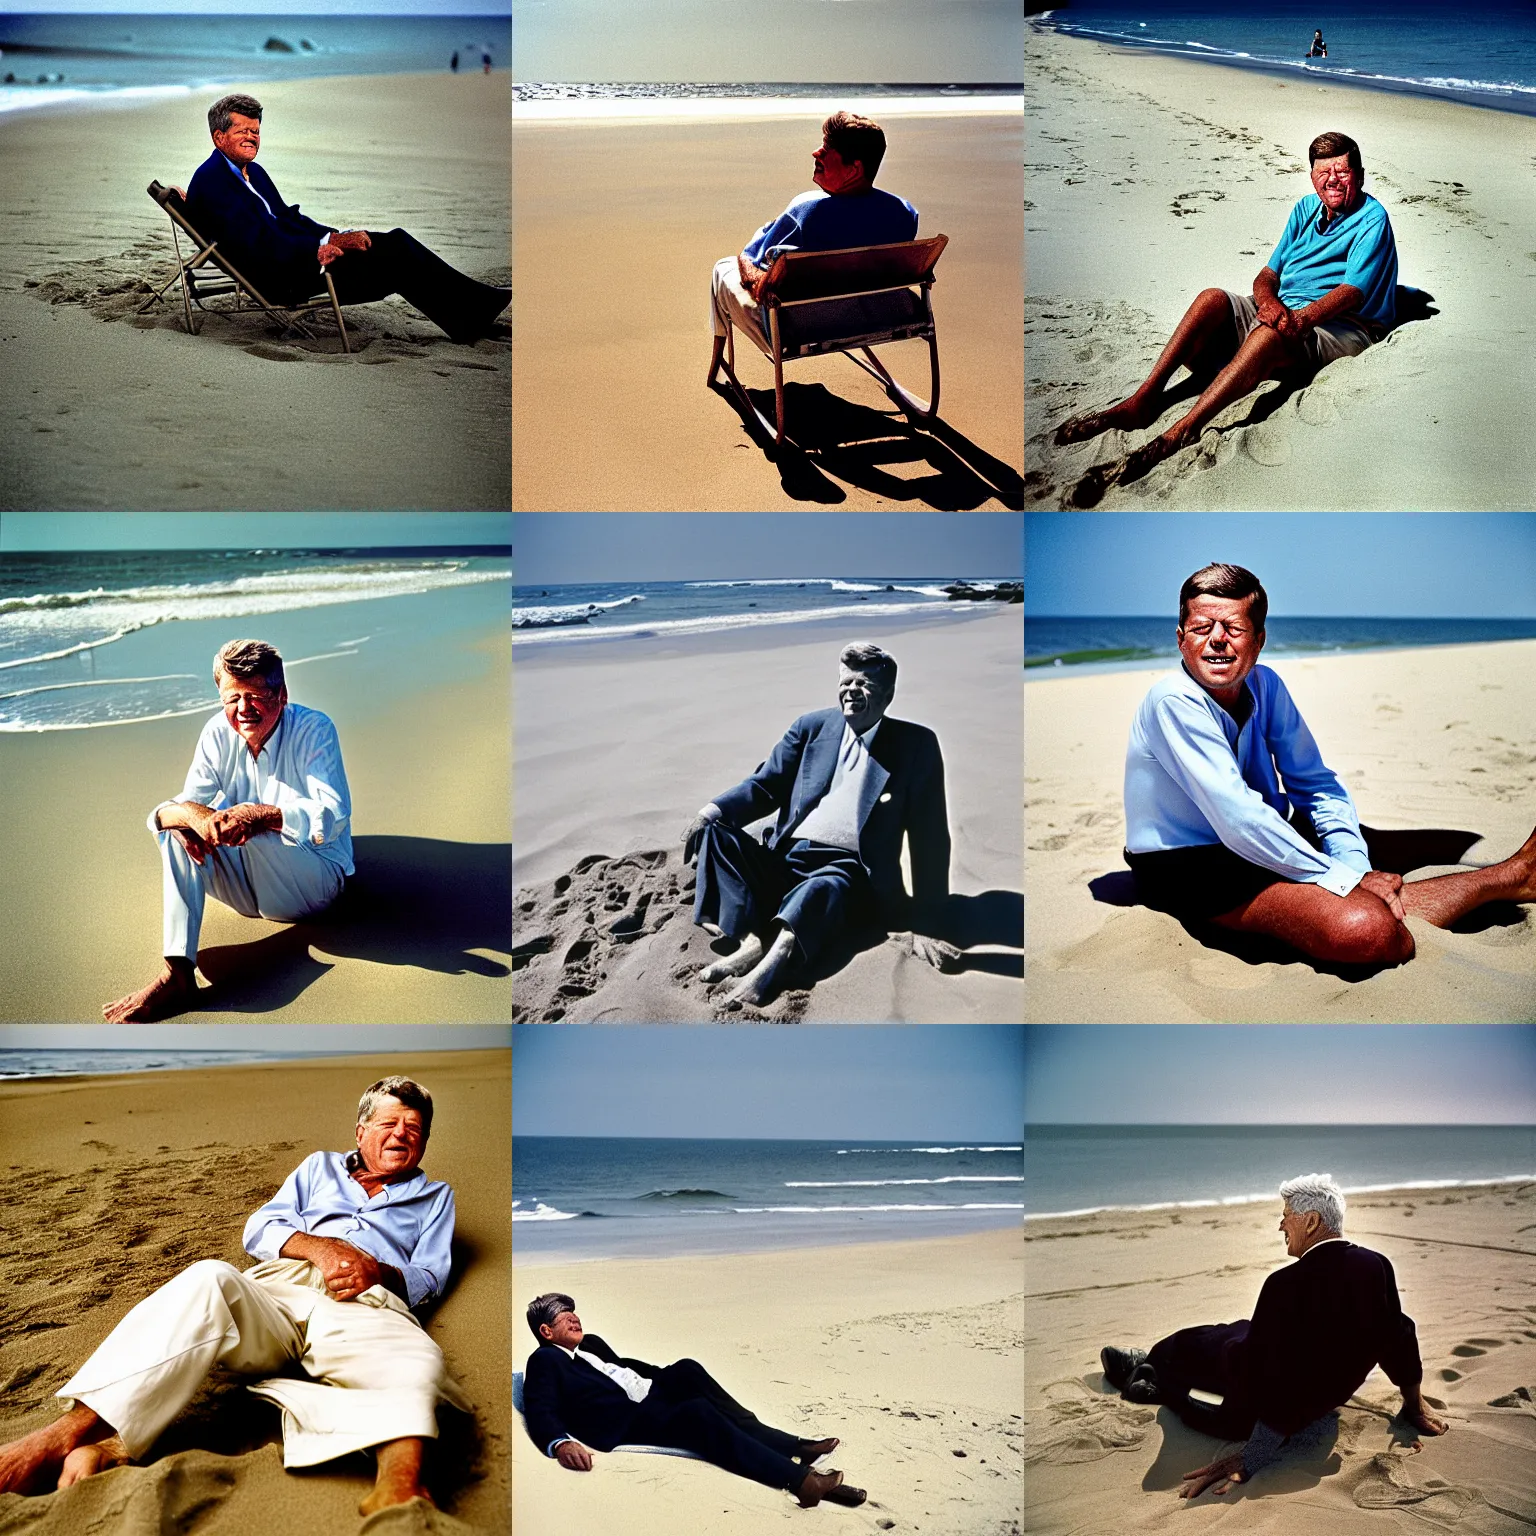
[1267,191,1397,328]
[742,187,918,266]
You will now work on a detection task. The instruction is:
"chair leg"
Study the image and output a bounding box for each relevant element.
[926,333,941,421]
[325,270,350,355]
[707,332,725,387]
[774,350,786,446]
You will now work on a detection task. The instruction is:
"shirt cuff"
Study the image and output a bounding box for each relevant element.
[700,803,722,823]
[1307,857,1365,898]
[246,1221,299,1262]
[1320,836,1372,874]
[399,1265,437,1308]
[546,1437,572,1458]
[280,803,317,845]
[1241,1420,1288,1480]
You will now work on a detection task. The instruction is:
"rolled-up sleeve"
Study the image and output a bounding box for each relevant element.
[146,715,228,835]
[398,1186,455,1307]
[274,714,351,849]
[242,1152,318,1261]
[1265,681,1371,874]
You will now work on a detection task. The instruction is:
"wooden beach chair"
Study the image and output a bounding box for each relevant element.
[708,235,948,449]
[138,180,352,353]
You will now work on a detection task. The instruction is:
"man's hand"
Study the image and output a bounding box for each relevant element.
[898,931,963,972]
[158,801,220,842]
[1272,307,1308,339]
[331,229,372,252]
[555,1440,594,1472]
[1255,295,1290,330]
[1178,1452,1245,1499]
[168,825,210,867]
[204,803,280,847]
[279,1232,382,1301]
[682,810,716,865]
[318,241,344,267]
[1358,869,1407,923]
[737,252,770,302]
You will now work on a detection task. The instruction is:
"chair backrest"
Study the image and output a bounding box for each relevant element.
[762,235,948,305]
[148,179,205,242]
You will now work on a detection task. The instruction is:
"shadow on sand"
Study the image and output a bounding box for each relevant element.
[195,835,511,1014]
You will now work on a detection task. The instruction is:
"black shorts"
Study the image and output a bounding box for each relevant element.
[1124,843,1292,922]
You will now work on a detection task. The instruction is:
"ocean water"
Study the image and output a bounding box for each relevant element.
[0,548,510,730]
[0,15,510,116]
[1025,1124,1536,1220]
[1033,0,1536,118]
[1024,615,1536,673]
[0,1049,343,1079]
[512,577,1017,646]
[514,1137,1024,1259]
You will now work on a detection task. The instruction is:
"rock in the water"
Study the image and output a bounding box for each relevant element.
[263,36,296,52]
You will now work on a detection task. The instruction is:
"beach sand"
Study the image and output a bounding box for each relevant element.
[1023,28,1536,510]
[1026,641,1536,1023]
[1024,1180,1536,1534]
[0,1048,510,1535]
[511,610,1023,1022]
[0,71,509,511]
[0,626,511,1025]
[513,1227,1023,1535]
[512,111,1023,510]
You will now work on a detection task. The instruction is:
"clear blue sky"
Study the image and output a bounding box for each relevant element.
[1025,1026,1536,1125]
[514,513,1022,586]
[0,1025,512,1053]
[1025,513,1536,617]
[0,513,510,550]
[513,1025,1024,1139]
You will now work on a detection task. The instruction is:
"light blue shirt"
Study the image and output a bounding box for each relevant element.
[242,1150,455,1308]
[148,701,354,875]
[742,187,918,267]
[1267,191,1398,329]
[1124,663,1372,898]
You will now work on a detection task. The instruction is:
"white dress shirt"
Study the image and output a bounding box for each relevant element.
[148,702,354,875]
[1124,664,1371,897]
[564,1346,653,1403]
[792,718,883,851]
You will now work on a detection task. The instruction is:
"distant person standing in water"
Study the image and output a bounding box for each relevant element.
[451,51,459,72]
[482,50,491,75]
[1308,31,1328,57]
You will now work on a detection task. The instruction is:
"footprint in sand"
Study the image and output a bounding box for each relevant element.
[1487,1386,1533,1409]
[1346,1452,1485,1518]
[1025,1383,1156,1465]
[1241,421,1291,466]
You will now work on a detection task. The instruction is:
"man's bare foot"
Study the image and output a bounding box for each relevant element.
[57,1435,130,1488]
[725,928,796,1008]
[1118,430,1187,486]
[102,959,197,1023]
[359,1437,432,1516]
[0,1407,109,1495]
[700,933,765,982]
[1509,825,1536,901]
[1053,397,1155,446]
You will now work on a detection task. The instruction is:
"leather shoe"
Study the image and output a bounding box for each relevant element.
[1123,1363,1161,1404]
[1100,1345,1147,1390]
[797,1468,845,1508]
[796,1436,839,1465]
[825,1482,868,1507]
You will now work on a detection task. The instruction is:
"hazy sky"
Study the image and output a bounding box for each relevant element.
[514,513,1021,585]
[0,1025,511,1053]
[513,1025,1023,1138]
[0,513,511,551]
[1025,513,1536,617]
[1025,1026,1536,1125]
[12,3,509,13]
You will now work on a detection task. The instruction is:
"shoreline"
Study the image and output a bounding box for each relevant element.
[514,94,1021,123]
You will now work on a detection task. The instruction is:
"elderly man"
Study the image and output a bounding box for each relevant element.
[1055,131,1399,488]
[183,94,509,344]
[1124,562,1536,965]
[1100,1174,1447,1499]
[707,111,918,378]
[681,641,953,1007]
[102,638,352,1023]
[521,1293,864,1508]
[0,1078,467,1514]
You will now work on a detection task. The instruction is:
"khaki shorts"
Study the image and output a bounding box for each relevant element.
[1227,290,1376,366]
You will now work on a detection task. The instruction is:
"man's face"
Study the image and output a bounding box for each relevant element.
[355,1097,427,1180]
[1278,1201,1316,1257]
[813,138,864,195]
[1310,152,1360,217]
[541,1308,584,1348]
[1176,595,1264,698]
[213,112,261,168]
[218,670,286,752]
[837,664,894,732]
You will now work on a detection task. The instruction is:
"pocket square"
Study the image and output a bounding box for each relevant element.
[878,792,892,803]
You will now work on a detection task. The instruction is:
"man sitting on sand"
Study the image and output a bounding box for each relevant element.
[1101,1173,1447,1499]
[1123,563,1536,966]
[521,1293,866,1509]
[681,641,955,1007]
[1055,131,1397,489]
[708,111,918,373]
[183,94,509,344]
[0,1078,468,1514]
[102,638,352,1022]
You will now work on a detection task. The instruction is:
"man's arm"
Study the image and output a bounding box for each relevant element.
[522,1352,591,1467]
[157,800,283,847]
[279,1230,408,1303]
[1274,282,1366,340]
[904,732,952,928]
[1262,676,1370,871]
[1252,266,1288,328]
[737,251,770,301]
[710,715,816,830]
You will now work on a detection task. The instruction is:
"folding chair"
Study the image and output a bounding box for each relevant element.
[138,180,351,353]
[708,235,948,448]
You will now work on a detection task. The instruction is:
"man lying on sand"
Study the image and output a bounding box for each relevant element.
[1055,131,1397,489]
[179,94,509,344]
[1123,563,1536,965]
[1101,1173,1447,1498]
[522,1293,866,1509]
[708,111,918,375]
[681,641,956,1007]
[102,638,352,1022]
[0,1078,467,1515]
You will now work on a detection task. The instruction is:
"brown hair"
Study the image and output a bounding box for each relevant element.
[822,111,887,182]
[209,93,263,136]
[1178,564,1268,631]
[1308,130,1363,177]
[839,640,897,689]
[357,1076,434,1138]
[213,638,285,693]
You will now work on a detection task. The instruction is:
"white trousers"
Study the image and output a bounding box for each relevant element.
[159,828,344,960]
[56,1259,467,1468]
[711,256,772,355]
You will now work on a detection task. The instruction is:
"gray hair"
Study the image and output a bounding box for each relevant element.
[527,1291,575,1341]
[213,638,284,693]
[839,641,897,690]
[1280,1172,1345,1234]
[208,93,263,136]
[357,1076,434,1138]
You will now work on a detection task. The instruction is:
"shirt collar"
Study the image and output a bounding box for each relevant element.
[1314,191,1365,233]
[221,151,252,181]
[847,717,882,747]
[1299,1235,1348,1257]
[1177,662,1255,727]
[341,1148,425,1196]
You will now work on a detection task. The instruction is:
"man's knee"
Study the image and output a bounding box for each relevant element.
[1329,895,1413,965]
[171,1258,243,1299]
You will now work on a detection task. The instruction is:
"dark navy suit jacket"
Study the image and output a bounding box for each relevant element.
[711,708,950,929]
[522,1334,662,1455]
[185,150,332,302]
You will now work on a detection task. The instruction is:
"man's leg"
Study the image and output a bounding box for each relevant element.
[1210,881,1415,966]
[234,833,346,924]
[709,257,771,359]
[1143,1322,1257,1440]
[648,1360,803,1459]
[625,1397,817,1497]
[1398,826,1536,927]
[328,229,509,343]
[694,822,787,981]
[0,1405,117,1494]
